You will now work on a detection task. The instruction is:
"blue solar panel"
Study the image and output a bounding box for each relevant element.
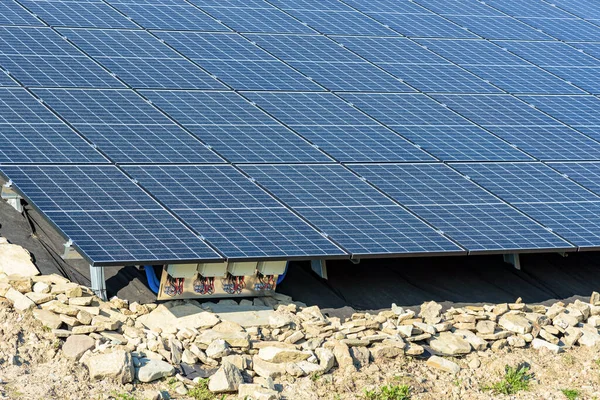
[409,204,572,252]
[432,94,557,126]
[73,124,224,164]
[0,1,42,26]
[416,39,526,66]
[241,164,464,255]
[0,72,17,87]
[0,124,107,164]
[190,0,274,8]
[550,162,600,195]
[290,125,434,162]
[367,12,478,38]
[20,0,138,28]
[517,17,600,42]
[377,64,500,93]
[0,88,61,123]
[543,67,600,94]
[486,126,600,161]
[518,95,600,126]
[189,125,330,163]
[413,0,503,16]
[200,6,315,33]
[444,15,552,40]
[498,41,600,67]
[391,125,530,161]
[335,36,448,65]
[58,28,226,90]
[343,0,432,14]
[484,0,574,18]
[107,2,228,31]
[268,0,354,11]
[0,165,222,264]
[550,0,600,20]
[349,163,500,205]
[453,163,600,204]
[0,54,123,88]
[248,34,360,63]
[0,27,82,57]
[463,65,583,94]
[124,165,345,259]
[283,10,397,36]
[339,93,469,126]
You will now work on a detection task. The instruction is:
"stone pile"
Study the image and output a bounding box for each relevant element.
[1,236,600,399]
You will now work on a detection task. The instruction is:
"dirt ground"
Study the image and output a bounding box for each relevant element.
[0,296,595,400]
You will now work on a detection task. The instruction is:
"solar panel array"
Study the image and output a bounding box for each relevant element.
[1,0,600,266]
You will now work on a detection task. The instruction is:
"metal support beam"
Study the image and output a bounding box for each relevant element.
[90,265,107,301]
[1,183,23,213]
[503,253,521,270]
[311,259,328,280]
[62,240,83,260]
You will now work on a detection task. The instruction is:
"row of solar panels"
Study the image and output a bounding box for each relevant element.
[2,0,600,40]
[3,161,600,265]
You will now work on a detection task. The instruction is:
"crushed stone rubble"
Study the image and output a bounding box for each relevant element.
[1,272,600,399]
[1,239,600,398]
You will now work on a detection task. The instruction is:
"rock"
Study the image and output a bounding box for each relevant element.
[269,313,294,329]
[77,310,93,325]
[258,347,310,363]
[209,362,243,393]
[101,331,128,345]
[86,350,135,384]
[491,339,508,351]
[62,335,95,361]
[532,338,562,353]
[33,309,63,329]
[591,291,600,305]
[350,346,370,369]
[72,325,97,334]
[498,313,532,334]
[181,349,198,365]
[252,356,286,379]
[33,281,50,294]
[315,348,335,373]
[92,316,119,331]
[396,325,413,338]
[137,304,220,331]
[5,288,35,312]
[547,303,565,319]
[553,310,582,329]
[197,329,250,348]
[59,314,81,327]
[0,244,39,277]
[136,358,175,383]
[25,292,54,305]
[419,301,442,324]
[405,343,424,356]
[572,300,591,320]
[588,315,600,327]
[476,320,496,335]
[206,339,231,359]
[539,329,559,345]
[493,303,509,316]
[414,322,436,335]
[429,332,471,355]
[333,342,356,371]
[426,355,460,374]
[238,384,279,400]
[371,345,402,360]
[52,329,73,338]
[563,327,583,347]
[221,355,250,371]
[69,296,92,306]
[44,301,79,316]
[468,357,481,370]
[65,285,83,298]
[578,330,600,347]
[169,338,182,364]
[507,335,526,348]
[453,329,487,351]
[285,331,304,344]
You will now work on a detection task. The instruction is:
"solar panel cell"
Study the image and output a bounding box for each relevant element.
[20,0,138,28]
[200,6,315,33]
[0,1,41,26]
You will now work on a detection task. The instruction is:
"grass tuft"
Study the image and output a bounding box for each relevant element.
[364,384,411,400]
[483,364,533,395]
[562,389,580,400]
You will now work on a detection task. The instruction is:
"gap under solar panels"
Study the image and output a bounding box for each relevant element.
[0,166,222,265]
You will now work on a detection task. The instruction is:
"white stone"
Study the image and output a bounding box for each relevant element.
[86,350,135,384]
[62,335,95,361]
[5,288,35,312]
[238,384,279,400]
[258,347,310,363]
[33,309,62,329]
[136,358,175,383]
[315,348,335,373]
[532,338,562,354]
[0,244,39,277]
[453,329,487,351]
[428,332,471,355]
[208,362,243,393]
[33,281,50,294]
[137,304,220,331]
[426,355,460,374]
[498,313,532,334]
[206,339,231,359]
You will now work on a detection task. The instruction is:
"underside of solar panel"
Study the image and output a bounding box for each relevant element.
[1,0,600,299]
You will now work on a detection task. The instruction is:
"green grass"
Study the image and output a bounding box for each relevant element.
[364,384,411,400]
[110,392,137,400]
[188,378,216,400]
[562,389,580,400]
[483,365,533,395]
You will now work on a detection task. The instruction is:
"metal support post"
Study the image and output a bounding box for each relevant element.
[503,253,521,270]
[311,259,328,280]
[90,265,107,301]
[1,183,23,213]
